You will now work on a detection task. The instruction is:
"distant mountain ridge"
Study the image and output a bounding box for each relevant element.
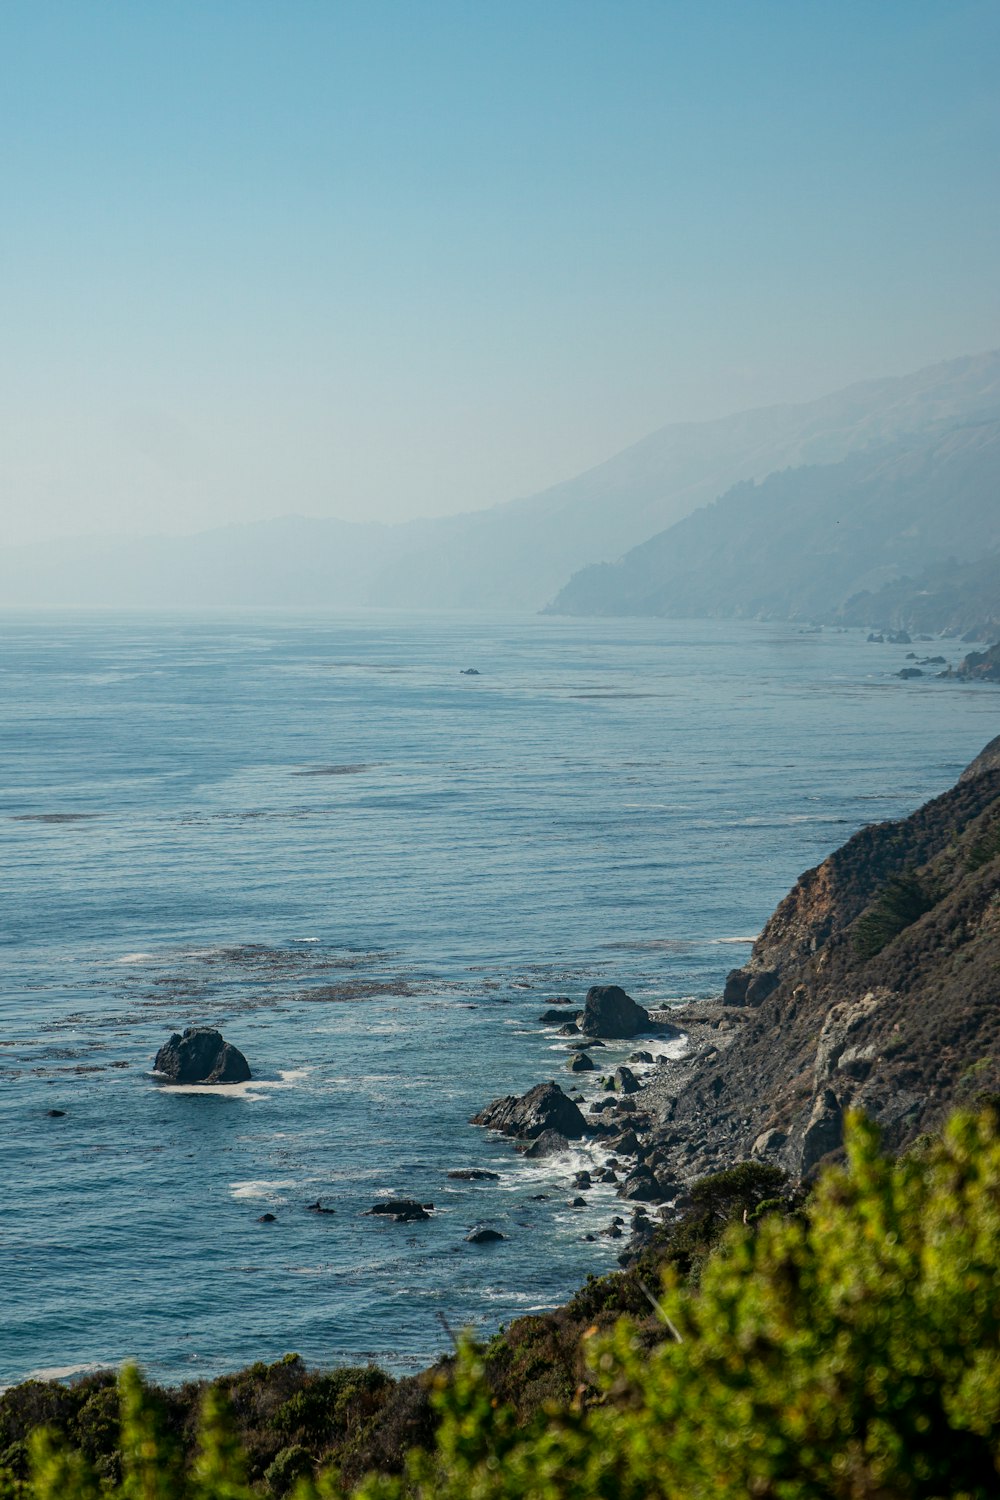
[3,349,1000,610]
[547,415,1000,630]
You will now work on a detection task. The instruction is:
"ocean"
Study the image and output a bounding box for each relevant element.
[2,609,997,1388]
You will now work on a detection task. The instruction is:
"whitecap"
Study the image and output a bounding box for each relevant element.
[229,1179,301,1201]
[25,1362,107,1382]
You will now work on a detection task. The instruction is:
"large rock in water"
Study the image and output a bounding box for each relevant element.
[471,1082,587,1140]
[153,1027,251,1084]
[580,985,651,1038]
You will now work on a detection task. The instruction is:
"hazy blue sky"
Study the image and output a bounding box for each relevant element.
[2,0,999,544]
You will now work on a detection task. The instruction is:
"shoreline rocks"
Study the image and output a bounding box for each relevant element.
[580,985,651,1038]
[471,1082,588,1141]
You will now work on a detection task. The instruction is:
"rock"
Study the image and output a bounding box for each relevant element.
[614,1066,641,1094]
[569,1037,606,1049]
[722,969,750,1006]
[544,996,576,1006]
[465,1227,505,1243]
[589,1098,618,1114]
[800,1089,844,1175]
[460,668,481,675]
[752,1128,788,1158]
[539,1008,581,1025]
[618,1166,662,1202]
[580,985,651,1038]
[746,970,780,1005]
[471,1082,588,1140]
[567,1052,596,1073]
[572,1171,592,1188]
[367,1199,432,1222]
[521,1130,571,1159]
[153,1027,251,1085]
[598,1168,619,1183]
[601,1223,623,1238]
[305,1200,336,1214]
[46,1109,66,1118]
[258,1212,277,1223]
[447,1169,501,1181]
[606,1129,641,1156]
[557,1022,581,1036]
[629,1051,654,1064]
[568,1196,587,1207]
[897,667,924,679]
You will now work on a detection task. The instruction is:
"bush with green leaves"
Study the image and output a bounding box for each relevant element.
[6,1107,1000,1498]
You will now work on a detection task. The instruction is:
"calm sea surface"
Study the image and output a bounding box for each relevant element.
[1,610,997,1387]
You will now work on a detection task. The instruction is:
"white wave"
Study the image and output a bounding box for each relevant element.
[158,1067,310,1101]
[710,935,759,945]
[117,952,156,963]
[26,1362,106,1382]
[229,1178,301,1201]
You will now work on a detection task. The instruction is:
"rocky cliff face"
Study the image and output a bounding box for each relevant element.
[658,737,1000,1180]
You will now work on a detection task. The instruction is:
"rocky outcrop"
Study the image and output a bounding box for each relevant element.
[580,986,651,1038]
[648,740,1000,1182]
[153,1027,251,1084]
[471,1082,588,1141]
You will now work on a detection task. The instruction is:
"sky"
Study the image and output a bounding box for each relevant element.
[2,0,999,547]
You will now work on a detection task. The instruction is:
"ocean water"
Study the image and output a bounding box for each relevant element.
[1,609,997,1389]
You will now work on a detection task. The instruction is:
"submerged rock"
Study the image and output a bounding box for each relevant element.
[447,1169,501,1181]
[471,1081,588,1140]
[580,985,651,1038]
[367,1199,432,1222]
[153,1027,251,1085]
[539,1008,581,1025]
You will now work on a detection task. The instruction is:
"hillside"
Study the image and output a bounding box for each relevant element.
[651,733,1000,1183]
[3,349,1000,610]
[547,416,1000,624]
[838,552,1000,639]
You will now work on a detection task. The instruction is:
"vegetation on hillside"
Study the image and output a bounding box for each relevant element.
[4,1106,1000,1498]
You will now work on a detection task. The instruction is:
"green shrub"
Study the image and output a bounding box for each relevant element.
[853,870,938,957]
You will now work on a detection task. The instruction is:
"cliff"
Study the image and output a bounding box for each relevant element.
[655,735,1000,1180]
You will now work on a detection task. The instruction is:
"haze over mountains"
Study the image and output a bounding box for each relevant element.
[3,350,999,613]
[547,415,1000,634]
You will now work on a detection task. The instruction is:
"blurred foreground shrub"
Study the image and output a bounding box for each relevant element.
[5,1108,1000,1498]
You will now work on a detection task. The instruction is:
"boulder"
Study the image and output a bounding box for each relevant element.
[466,1227,505,1243]
[539,1008,581,1025]
[800,1089,844,1175]
[614,1066,641,1094]
[471,1082,588,1140]
[722,969,750,1006]
[629,1051,654,1064]
[580,985,651,1038]
[367,1199,431,1222]
[258,1212,277,1223]
[606,1128,641,1156]
[617,1166,662,1202]
[520,1130,571,1159]
[447,1169,501,1181]
[568,1052,596,1073]
[153,1027,251,1084]
[557,1022,581,1036]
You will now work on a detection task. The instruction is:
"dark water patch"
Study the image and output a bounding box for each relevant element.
[11,813,100,824]
[292,763,372,776]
